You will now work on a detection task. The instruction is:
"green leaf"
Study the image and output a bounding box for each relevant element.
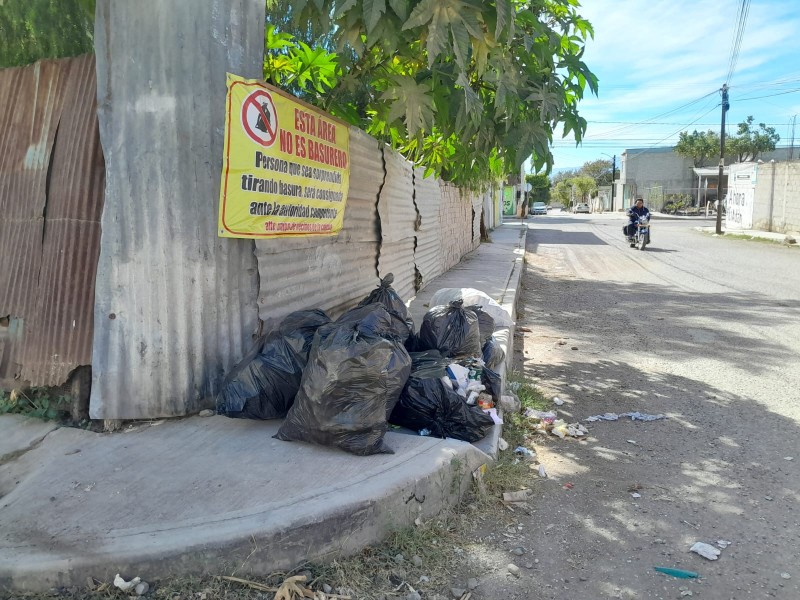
[334,0,359,18]
[388,0,410,20]
[363,0,387,35]
[494,0,513,40]
[381,75,436,136]
[403,0,437,29]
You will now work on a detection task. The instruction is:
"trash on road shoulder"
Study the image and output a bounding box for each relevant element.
[690,541,722,560]
[585,411,666,422]
[654,567,699,579]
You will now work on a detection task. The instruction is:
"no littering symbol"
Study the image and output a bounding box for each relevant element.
[241,90,278,147]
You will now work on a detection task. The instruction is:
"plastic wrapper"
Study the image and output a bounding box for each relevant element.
[430,287,513,328]
[390,352,494,443]
[275,305,412,455]
[481,366,502,402]
[466,305,495,343]
[417,300,481,358]
[216,309,331,419]
[357,273,414,344]
[482,336,505,370]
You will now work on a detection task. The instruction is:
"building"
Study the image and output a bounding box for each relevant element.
[617,145,796,211]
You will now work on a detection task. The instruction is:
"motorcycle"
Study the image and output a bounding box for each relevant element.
[628,214,651,250]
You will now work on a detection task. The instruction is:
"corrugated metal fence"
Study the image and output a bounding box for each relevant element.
[1,2,492,419]
[0,54,104,388]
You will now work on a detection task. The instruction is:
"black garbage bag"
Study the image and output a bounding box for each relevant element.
[358,273,414,343]
[482,336,505,370]
[275,306,412,455]
[390,351,494,443]
[417,300,481,358]
[216,310,331,420]
[333,303,397,338]
[466,305,495,344]
[481,366,502,402]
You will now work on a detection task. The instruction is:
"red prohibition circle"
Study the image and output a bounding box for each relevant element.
[241,90,278,147]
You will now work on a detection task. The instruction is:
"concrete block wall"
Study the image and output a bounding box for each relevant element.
[439,182,477,272]
[752,161,800,233]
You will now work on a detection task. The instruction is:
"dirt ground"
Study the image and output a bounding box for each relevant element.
[448,217,800,600]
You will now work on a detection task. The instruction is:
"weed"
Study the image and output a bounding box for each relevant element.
[0,388,70,421]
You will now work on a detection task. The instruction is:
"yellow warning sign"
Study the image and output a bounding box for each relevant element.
[218,74,350,238]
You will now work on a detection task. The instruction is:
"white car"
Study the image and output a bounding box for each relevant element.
[572,203,590,214]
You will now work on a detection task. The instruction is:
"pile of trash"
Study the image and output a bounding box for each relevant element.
[217,279,510,455]
[523,408,588,439]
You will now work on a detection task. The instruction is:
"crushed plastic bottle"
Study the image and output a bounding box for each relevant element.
[419,428,431,436]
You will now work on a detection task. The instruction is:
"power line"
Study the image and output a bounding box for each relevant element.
[725,0,751,85]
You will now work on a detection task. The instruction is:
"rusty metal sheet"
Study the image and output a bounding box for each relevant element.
[90,0,265,419]
[413,167,443,290]
[377,148,417,300]
[0,59,69,383]
[21,55,105,386]
[256,128,382,327]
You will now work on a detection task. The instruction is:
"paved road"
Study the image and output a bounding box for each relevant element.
[486,213,800,599]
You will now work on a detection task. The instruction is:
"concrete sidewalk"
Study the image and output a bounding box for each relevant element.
[0,223,527,592]
[694,225,798,243]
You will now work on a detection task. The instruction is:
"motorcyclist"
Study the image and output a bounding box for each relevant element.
[624,197,650,241]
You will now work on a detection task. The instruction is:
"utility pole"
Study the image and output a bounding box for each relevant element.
[611,155,616,211]
[790,115,796,160]
[716,84,729,235]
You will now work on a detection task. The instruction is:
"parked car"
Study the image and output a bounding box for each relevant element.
[531,202,548,215]
[572,203,590,214]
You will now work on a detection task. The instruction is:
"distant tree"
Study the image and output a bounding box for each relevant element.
[0,0,95,68]
[525,173,550,204]
[551,169,578,186]
[727,116,780,162]
[674,130,720,167]
[553,181,572,206]
[571,176,597,202]
[579,159,613,186]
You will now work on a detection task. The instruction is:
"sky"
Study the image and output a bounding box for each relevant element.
[546,0,800,172]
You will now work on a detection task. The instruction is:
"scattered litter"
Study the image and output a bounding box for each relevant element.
[785,456,794,461]
[626,439,637,445]
[765,496,774,501]
[653,567,698,579]
[690,541,721,560]
[524,408,556,422]
[114,575,142,593]
[507,564,520,578]
[499,394,521,413]
[514,446,535,458]
[781,572,791,580]
[537,464,547,478]
[529,415,587,439]
[563,482,574,490]
[198,409,214,417]
[553,397,564,406]
[483,408,503,425]
[679,589,693,597]
[498,437,509,451]
[631,492,641,499]
[585,412,666,422]
[503,490,530,503]
[134,582,150,596]
[716,540,731,549]
[419,428,431,436]
[585,412,619,422]
[507,381,522,393]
